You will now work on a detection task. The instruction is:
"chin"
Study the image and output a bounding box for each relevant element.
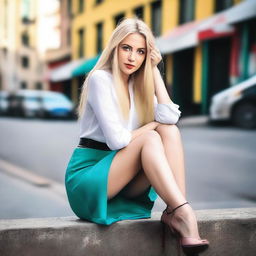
[121,68,134,75]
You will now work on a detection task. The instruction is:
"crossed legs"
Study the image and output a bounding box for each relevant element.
[107,123,202,239]
[112,124,186,199]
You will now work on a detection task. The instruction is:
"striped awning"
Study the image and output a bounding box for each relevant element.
[72,54,101,77]
[49,59,85,82]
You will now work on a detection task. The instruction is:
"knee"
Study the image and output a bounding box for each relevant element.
[156,124,181,138]
[142,130,162,145]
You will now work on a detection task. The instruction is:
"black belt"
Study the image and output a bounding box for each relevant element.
[78,138,111,151]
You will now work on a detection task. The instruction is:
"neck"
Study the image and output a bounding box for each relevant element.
[120,72,130,87]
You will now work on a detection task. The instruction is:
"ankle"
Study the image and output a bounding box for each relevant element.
[173,202,191,217]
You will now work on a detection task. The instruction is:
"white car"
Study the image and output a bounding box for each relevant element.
[15,90,42,117]
[209,75,256,129]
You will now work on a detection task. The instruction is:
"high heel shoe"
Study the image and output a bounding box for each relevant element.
[161,202,209,255]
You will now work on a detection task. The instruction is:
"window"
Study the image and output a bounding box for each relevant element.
[78,28,84,58]
[114,13,125,27]
[21,0,30,23]
[151,0,162,37]
[134,6,144,20]
[95,0,103,5]
[67,28,71,46]
[179,0,195,24]
[3,47,7,58]
[21,32,29,46]
[21,0,35,24]
[21,56,29,68]
[96,22,103,54]
[214,0,233,12]
[35,82,42,90]
[78,0,84,13]
[179,0,195,25]
[21,81,27,89]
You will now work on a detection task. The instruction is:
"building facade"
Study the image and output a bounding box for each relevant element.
[2,0,255,117]
[0,0,60,92]
[69,0,256,117]
[45,0,73,99]
[70,0,182,103]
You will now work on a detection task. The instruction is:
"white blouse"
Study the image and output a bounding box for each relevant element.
[79,69,181,150]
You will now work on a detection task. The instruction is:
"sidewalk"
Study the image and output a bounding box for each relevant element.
[177,115,209,127]
[0,167,74,219]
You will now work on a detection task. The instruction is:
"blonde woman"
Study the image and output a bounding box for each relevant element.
[65,17,209,255]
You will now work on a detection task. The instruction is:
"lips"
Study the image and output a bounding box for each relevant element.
[125,64,135,69]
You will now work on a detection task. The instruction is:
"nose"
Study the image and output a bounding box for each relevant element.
[128,50,135,62]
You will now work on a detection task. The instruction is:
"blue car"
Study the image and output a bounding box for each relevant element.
[39,91,75,119]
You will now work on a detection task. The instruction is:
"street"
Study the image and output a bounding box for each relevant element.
[0,116,255,219]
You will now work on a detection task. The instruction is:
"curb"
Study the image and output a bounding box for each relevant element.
[0,207,255,256]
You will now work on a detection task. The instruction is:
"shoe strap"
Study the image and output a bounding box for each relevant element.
[165,202,189,215]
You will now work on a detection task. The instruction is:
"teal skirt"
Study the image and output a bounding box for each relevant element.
[65,147,158,225]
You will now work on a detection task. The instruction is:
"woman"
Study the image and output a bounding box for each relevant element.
[65,17,209,255]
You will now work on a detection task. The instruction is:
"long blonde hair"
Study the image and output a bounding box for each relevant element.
[77,17,157,126]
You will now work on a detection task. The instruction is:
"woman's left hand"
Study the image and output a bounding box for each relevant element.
[149,42,162,67]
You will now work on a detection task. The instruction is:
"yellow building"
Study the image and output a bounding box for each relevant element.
[70,0,181,103]
[70,0,253,116]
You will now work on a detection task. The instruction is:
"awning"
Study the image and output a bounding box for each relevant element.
[72,54,101,77]
[156,0,256,54]
[50,59,85,82]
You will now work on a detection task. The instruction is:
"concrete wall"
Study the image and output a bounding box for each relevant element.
[0,207,255,256]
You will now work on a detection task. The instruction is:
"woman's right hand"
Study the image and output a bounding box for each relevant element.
[152,121,161,130]
[131,121,161,141]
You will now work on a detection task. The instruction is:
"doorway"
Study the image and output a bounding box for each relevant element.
[172,48,196,116]
[207,37,232,110]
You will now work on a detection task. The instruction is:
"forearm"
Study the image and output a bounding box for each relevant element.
[153,66,173,104]
[131,121,159,141]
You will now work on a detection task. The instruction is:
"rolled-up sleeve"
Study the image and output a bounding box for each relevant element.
[154,95,182,124]
[87,71,132,150]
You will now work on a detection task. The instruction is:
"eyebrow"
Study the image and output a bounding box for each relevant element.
[121,44,146,50]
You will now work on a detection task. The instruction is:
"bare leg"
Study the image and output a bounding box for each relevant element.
[120,168,150,199]
[108,130,184,205]
[120,124,186,198]
[155,124,186,196]
[108,130,201,238]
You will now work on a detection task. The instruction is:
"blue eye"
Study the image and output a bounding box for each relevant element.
[138,50,145,55]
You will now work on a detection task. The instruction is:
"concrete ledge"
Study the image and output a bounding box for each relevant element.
[0,207,255,256]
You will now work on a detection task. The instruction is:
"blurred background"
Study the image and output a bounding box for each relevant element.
[0,0,255,219]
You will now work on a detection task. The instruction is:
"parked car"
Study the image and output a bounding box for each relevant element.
[0,91,9,116]
[1,89,75,119]
[38,90,75,119]
[209,75,256,129]
[8,90,42,117]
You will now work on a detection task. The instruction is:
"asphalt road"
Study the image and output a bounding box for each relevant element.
[0,116,255,219]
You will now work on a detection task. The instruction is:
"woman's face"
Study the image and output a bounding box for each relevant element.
[118,33,147,80]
